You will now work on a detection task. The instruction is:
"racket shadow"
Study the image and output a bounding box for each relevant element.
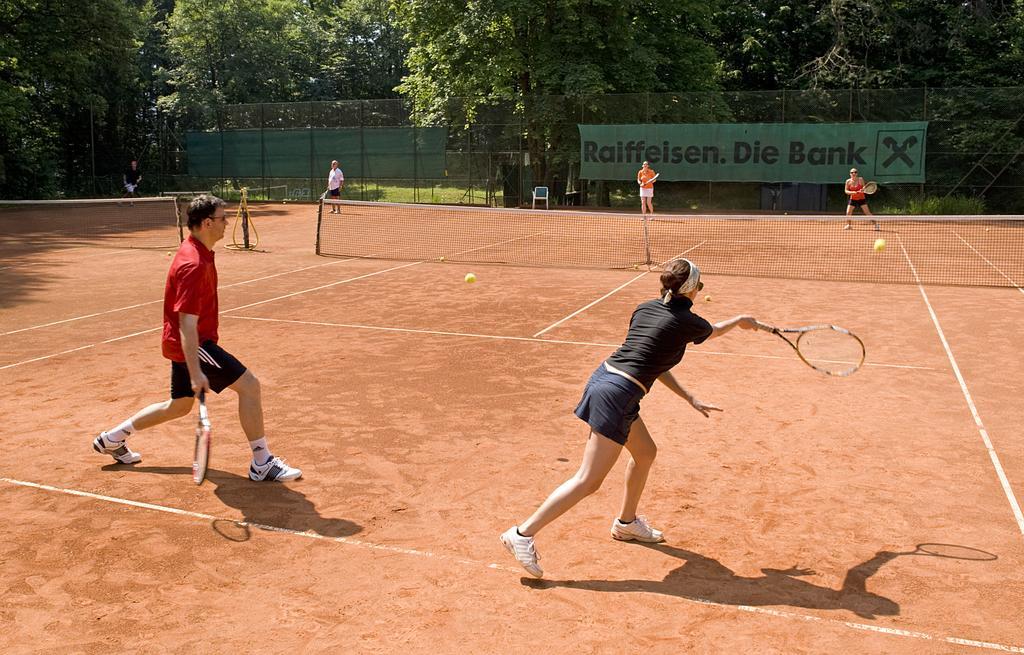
[100,465,362,539]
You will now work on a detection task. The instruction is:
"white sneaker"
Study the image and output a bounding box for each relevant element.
[249,456,302,481]
[611,516,664,543]
[499,526,543,578]
[92,432,141,464]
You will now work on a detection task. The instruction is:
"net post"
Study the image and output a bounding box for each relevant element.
[314,192,325,255]
[642,214,653,268]
[240,187,251,249]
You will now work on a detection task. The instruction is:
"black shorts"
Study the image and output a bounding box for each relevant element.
[329,188,340,198]
[170,341,247,399]
[848,198,867,208]
[574,364,645,445]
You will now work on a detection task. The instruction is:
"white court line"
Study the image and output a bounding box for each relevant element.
[1,257,361,336]
[898,237,1024,537]
[532,241,707,338]
[0,264,420,371]
[534,272,648,337]
[0,476,519,572]
[1,229,561,366]
[221,260,423,314]
[0,247,146,271]
[0,328,159,371]
[953,231,1024,296]
[226,315,936,371]
[2,475,1020,653]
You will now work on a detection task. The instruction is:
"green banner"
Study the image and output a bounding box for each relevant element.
[579,122,927,183]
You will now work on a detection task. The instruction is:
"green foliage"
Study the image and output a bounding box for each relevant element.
[0,0,149,197]
[312,0,408,100]
[714,2,831,90]
[161,0,322,114]
[392,0,721,181]
[906,195,986,215]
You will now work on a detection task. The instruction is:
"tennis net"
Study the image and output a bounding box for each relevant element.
[316,199,1023,287]
[0,197,182,248]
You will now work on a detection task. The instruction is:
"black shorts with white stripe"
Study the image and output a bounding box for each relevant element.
[170,341,247,399]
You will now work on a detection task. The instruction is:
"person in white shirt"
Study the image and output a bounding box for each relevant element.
[327,160,345,213]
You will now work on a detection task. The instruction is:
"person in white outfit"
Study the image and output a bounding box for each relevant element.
[327,161,345,213]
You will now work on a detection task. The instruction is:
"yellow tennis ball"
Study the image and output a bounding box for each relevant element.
[166,251,172,256]
[704,295,712,302]
[873,238,886,252]
[464,272,477,283]
[439,256,446,262]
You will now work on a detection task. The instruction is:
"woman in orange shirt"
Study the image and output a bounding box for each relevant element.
[637,161,658,215]
[844,168,878,230]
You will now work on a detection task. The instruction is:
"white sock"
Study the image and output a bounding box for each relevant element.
[105,419,135,443]
[250,437,271,465]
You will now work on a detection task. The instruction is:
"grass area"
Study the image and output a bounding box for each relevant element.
[344,182,497,205]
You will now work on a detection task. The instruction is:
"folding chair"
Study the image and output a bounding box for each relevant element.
[532,186,549,209]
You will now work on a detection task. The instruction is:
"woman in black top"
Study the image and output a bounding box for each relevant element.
[500,258,763,578]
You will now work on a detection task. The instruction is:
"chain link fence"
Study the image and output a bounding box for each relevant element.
[113,88,1024,213]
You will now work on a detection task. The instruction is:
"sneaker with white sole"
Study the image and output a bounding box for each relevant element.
[611,515,664,543]
[92,432,141,464]
[499,526,543,578]
[249,456,302,481]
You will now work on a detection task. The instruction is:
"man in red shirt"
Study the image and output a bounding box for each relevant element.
[93,195,301,482]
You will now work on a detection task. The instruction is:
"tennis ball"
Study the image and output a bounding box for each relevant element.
[704,295,712,302]
[166,251,172,256]
[439,256,446,262]
[873,238,886,253]
[464,272,477,283]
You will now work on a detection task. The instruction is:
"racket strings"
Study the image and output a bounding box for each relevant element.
[795,328,865,376]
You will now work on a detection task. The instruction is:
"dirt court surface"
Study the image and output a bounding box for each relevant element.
[1,202,1022,654]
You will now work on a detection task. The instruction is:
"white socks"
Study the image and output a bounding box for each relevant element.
[105,419,135,443]
[250,437,271,465]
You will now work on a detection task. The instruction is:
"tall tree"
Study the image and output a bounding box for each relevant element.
[160,0,322,115]
[0,0,150,198]
[795,0,1024,88]
[713,2,831,90]
[310,0,408,100]
[393,0,721,182]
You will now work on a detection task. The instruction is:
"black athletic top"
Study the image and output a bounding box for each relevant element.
[605,296,713,391]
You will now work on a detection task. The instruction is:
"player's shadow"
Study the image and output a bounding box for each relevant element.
[101,465,362,538]
[530,543,904,620]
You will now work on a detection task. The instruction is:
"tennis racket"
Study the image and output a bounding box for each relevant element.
[756,322,865,377]
[638,173,660,185]
[863,181,878,194]
[192,389,212,485]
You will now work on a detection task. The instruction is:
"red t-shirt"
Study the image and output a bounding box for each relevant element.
[162,235,219,362]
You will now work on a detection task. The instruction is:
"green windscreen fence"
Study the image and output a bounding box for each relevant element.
[186,127,448,178]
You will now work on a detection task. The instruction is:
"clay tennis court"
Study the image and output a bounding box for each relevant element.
[1,201,1022,653]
